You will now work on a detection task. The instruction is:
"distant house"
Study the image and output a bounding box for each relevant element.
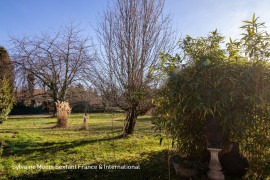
[30,89,50,106]
[32,89,55,113]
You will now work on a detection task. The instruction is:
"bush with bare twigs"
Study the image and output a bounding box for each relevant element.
[55,101,71,128]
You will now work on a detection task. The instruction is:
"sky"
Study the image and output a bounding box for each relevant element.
[1,0,270,52]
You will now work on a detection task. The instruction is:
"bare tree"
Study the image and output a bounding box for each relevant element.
[10,22,94,113]
[91,0,175,135]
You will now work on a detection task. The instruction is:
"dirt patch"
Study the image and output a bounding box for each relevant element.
[0,133,16,138]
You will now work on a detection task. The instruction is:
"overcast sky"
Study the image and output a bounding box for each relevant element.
[1,0,270,51]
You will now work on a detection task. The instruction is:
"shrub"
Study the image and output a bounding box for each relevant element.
[55,101,71,128]
[0,77,14,124]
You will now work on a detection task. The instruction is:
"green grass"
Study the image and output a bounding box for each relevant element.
[0,113,175,180]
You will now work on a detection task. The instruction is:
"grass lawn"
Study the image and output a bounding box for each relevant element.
[0,113,176,180]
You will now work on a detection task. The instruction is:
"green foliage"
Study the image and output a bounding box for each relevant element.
[153,14,270,178]
[240,13,270,61]
[0,46,14,124]
[0,46,14,91]
[0,146,3,156]
[0,76,14,124]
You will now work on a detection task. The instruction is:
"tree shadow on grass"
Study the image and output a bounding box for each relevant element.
[11,150,176,180]
[44,122,56,124]
[2,135,123,158]
[137,117,153,122]
[9,115,52,120]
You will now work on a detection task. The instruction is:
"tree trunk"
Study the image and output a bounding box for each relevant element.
[60,84,67,102]
[122,106,137,136]
[52,101,57,117]
[52,89,58,117]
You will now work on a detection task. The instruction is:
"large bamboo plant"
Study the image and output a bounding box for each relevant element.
[153,14,270,165]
